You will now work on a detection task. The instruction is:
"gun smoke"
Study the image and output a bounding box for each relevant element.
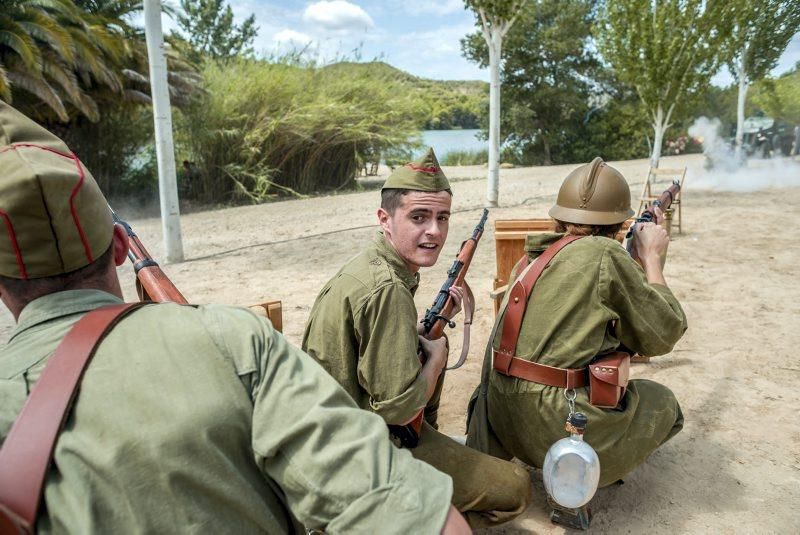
[687,116,800,192]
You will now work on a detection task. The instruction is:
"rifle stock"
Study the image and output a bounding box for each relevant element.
[109,206,188,304]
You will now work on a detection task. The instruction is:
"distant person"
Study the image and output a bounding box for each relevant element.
[792,125,800,158]
[467,158,687,502]
[0,102,469,534]
[302,148,532,529]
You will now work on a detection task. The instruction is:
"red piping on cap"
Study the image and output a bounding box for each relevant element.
[0,210,28,279]
[1,143,94,263]
[404,163,440,173]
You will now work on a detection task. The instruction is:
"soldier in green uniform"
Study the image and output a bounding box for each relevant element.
[302,149,533,529]
[467,157,687,490]
[0,102,471,534]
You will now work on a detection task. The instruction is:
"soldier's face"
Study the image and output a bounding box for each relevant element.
[378,191,452,273]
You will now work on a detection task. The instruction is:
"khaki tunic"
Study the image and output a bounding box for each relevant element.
[0,290,452,534]
[303,233,532,529]
[467,233,687,487]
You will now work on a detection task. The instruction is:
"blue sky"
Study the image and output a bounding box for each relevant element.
[162,0,800,85]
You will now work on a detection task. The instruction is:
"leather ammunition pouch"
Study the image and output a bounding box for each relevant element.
[587,352,630,408]
[492,235,630,408]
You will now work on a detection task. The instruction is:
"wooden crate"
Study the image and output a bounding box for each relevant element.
[249,300,283,332]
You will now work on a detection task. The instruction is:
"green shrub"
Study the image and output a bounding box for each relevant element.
[177,58,426,202]
[440,149,488,166]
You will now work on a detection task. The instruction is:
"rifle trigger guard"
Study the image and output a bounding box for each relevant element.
[436,315,456,329]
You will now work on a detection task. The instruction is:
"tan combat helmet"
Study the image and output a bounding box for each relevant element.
[548,157,634,225]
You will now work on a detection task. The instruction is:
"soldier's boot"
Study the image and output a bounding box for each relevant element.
[547,496,591,530]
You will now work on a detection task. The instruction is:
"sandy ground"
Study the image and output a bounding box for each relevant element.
[3,154,799,532]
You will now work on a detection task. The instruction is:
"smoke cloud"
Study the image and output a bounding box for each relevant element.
[687,116,800,192]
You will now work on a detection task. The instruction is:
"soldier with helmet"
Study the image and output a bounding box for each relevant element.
[466,157,687,489]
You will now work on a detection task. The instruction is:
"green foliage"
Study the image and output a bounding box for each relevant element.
[323,61,487,130]
[751,67,800,124]
[0,0,130,121]
[440,149,488,166]
[597,0,735,135]
[176,0,258,62]
[463,0,600,165]
[727,0,800,84]
[58,107,157,200]
[177,58,426,202]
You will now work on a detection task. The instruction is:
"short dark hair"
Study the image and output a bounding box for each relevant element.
[553,219,624,240]
[0,244,114,305]
[381,188,453,215]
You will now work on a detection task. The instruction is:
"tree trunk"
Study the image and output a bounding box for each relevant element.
[486,29,502,207]
[735,51,748,158]
[542,134,552,166]
[650,104,666,168]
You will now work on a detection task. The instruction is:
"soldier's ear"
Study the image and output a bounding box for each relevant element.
[111,224,129,267]
[377,207,392,233]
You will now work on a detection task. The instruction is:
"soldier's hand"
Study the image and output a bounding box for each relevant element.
[419,336,448,370]
[445,286,464,319]
[653,206,664,226]
[633,222,669,265]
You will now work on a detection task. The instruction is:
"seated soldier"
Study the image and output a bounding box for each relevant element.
[302,149,532,529]
[0,102,469,534]
[467,157,687,490]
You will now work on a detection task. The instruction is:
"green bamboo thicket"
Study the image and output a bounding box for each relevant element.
[177,59,427,203]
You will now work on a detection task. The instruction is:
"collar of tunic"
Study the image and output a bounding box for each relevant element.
[372,232,420,292]
[10,289,122,343]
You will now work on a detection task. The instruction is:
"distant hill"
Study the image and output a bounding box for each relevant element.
[323,61,488,130]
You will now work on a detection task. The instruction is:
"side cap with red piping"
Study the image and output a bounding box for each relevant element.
[381,147,451,192]
[0,102,112,279]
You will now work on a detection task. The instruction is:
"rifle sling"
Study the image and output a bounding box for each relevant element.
[0,302,146,533]
[446,280,475,371]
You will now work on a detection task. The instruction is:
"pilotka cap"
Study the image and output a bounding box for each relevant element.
[0,101,112,279]
[382,147,451,192]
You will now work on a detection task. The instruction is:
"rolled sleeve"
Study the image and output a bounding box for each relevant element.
[210,306,453,533]
[355,284,428,425]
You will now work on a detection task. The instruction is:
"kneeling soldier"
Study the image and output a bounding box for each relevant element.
[303,149,533,529]
[0,102,470,534]
[467,158,687,497]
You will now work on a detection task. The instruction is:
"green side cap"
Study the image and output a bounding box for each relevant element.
[0,101,112,279]
[382,147,450,192]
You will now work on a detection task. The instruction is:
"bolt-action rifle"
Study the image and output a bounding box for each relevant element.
[625,181,681,257]
[388,209,489,448]
[109,206,188,304]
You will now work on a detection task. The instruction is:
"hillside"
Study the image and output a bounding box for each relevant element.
[323,61,488,130]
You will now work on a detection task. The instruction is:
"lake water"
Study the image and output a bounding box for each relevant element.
[418,129,485,158]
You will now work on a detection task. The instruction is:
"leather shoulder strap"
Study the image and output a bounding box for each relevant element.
[0,302,146,533]
[497,235,584,358]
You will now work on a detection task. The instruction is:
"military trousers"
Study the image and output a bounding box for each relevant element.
[411,422,532,529]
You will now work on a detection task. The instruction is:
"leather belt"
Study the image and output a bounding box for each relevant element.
[493,349,588,388]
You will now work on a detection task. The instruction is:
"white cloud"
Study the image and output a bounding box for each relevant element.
[303,1,375,32]
[400,0,465,16]
[273,29,315,46]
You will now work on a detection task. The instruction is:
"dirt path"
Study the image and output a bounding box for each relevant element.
[3,154,798,532]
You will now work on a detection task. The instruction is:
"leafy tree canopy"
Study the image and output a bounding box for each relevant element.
[176,0,258,62]
[727,0,800,84]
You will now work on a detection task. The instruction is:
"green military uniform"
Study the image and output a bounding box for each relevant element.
[302,150,532,529]
[467,233,688,487]
[0,102,454,534]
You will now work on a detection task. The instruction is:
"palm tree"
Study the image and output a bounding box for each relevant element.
[0,0,129,121]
